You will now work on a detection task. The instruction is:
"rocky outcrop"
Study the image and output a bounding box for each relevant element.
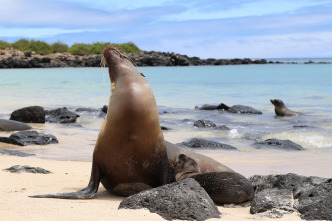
[179,138,237,150]
[253,138,304,151]
[0,48,270,68]
[249,173,332,220]
[119,178,221,221]
[10,106,45,123]
[0,130,58,146]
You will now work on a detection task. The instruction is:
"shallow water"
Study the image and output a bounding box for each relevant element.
[0,64,331,177]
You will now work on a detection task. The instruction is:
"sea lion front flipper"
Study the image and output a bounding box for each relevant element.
[29,159,102,199]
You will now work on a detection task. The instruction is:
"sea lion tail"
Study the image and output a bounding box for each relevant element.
[29,160,102,199]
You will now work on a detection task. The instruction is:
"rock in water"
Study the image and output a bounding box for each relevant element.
[10,106,45,123]
[253,138,304,151]
[119,178,221,221]
[179,138,237,150]
[194,119,216,128]
[46,107,79,123]
[227,105,262,114]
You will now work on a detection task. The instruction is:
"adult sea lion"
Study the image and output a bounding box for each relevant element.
[270,99,302,117]
[30,46,233,199]
[175,154,254,204]
[0,119,32,131]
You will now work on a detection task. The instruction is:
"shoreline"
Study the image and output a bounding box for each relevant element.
[0,154,304,221]
[1,48,331,69]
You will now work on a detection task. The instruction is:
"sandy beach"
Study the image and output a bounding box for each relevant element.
[0,153,305,221]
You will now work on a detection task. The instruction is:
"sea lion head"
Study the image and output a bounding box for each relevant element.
[270,99,285,108]
[103,46,143,92]
[175,154,200,181]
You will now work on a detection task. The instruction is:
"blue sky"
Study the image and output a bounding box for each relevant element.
[0,0,331,58]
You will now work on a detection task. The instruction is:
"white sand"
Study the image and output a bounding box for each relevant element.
[0,154,304,221]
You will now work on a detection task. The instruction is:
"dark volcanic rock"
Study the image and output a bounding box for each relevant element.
[194,120,216,128]
[249,173,332,220]
[46,107,79,123]
[161,126,170,130]
[0,130,58,146]
[194,120,230,130]
[195,103,230,111]
[0,149,35,157]
[101,105,108,114]
[227,105,262,114]
[10,106,45,123]
[253,138,304,151]
[294,178,332,220]
[179,138,237,150]
[217,103,230,111]
[119,178,221,221]
[250,189,294,215]
[250,173,308,193]
[3,165,51,174]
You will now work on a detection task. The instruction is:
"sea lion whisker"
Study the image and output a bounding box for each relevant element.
[100,56,107,84]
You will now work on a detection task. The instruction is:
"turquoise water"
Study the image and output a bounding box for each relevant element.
[1,64,331,113]
[0,64,332,177]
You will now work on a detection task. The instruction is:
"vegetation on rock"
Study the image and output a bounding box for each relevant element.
[0,39,141,55]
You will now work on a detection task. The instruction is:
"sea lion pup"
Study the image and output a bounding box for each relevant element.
[175,154,254,204]
[30,46,171,199]
[270,99,303,117]
[0,119,32,131]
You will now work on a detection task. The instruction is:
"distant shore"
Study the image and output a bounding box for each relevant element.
[1,48,331,68]
[0,48,267,68]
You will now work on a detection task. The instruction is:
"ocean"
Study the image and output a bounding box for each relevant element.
[1,63,332,177]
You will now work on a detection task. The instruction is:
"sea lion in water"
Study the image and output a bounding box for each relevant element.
[30,46,233,199]
[270,99,302,117]
[0,119,32,131]
[175,154,254,204]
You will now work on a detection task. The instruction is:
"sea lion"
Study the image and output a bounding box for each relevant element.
[270,99,302,117]
[175,154,254,204]
[30,46,233,199]
[0,119,32,131]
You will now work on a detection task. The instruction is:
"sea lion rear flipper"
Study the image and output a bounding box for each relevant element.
[29,160,102,199]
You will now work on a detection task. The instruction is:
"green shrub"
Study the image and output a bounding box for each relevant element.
[0,40,10,49]
[12,39,30,51]
[90,42,111,54]
[112,42,141,53]
[51,41,69,53]
[68,43,92,55]
[28,40,52,54]
[0,39,141,55]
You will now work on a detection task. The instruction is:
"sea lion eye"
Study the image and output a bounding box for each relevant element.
[140,73,145,77]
